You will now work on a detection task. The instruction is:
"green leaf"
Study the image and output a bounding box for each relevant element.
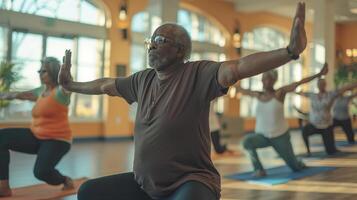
[0,61,21,108]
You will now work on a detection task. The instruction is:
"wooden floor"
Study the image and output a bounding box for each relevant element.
[7,129,357,200]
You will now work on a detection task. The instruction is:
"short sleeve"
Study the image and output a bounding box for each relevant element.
[30,86,45,98]
[115,72,141,104]
[54,87,70,105]
[194,61,229,101]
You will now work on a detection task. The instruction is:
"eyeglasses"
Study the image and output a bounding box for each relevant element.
[144,35,180,49]
[37,69,47,74]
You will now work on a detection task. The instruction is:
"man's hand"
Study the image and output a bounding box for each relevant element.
[288,2,306,56]
[58,50,73,90]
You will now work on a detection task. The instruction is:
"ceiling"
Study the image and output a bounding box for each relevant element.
[225,0,357,23]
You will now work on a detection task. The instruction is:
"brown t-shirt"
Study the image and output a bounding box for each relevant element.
[115,60,228,199]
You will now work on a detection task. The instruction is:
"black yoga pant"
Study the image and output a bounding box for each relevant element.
[301,124,337,155]
[333,118,355,143]
[0,128,70,185]
[211,130,227,154]
[77,172,218,200]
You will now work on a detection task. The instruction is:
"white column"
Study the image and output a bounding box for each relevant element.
[147,0,180,36]
[311,0,336,89]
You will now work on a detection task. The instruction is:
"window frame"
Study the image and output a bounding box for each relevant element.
[0,2,108,122]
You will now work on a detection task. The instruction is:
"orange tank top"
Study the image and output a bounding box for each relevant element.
[30,89,72,142]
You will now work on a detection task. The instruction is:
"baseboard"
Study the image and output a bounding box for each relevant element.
[73,135,134,143]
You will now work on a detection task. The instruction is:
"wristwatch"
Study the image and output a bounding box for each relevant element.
[286,46,300,60]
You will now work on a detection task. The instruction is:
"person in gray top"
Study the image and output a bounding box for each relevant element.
[296,64,357,156]
[332,93,357,143]
[59,3,307,200]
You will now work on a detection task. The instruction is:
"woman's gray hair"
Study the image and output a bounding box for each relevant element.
[42,57,61,86]
[263,69,278,81]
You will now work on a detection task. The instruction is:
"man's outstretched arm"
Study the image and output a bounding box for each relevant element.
[218,2,306,87]
[58,50,120,96]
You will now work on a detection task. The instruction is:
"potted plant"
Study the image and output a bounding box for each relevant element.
[0,61,20,109]
[335,61,357,87]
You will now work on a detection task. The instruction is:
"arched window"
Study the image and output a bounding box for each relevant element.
[177,9,226,62]
[0,26,7,60]
[0,0,106,26]
[130,9,227,71]
[240,27,302,117]
[0,0,109,121]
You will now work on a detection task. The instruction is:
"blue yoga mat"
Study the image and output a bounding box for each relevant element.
[297,150,355,159]
[225,166,335,185]
[312,140,355,147]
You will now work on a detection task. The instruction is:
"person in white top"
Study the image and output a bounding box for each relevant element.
[332,93,357,144]
[296,63,357,155]
[237,65,327,177]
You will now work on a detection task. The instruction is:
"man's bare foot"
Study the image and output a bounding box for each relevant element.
[62,176,74,190]
[0,180,12,197]
[253,170,267,177]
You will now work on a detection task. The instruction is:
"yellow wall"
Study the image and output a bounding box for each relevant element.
[336,22,357,64]
[0,122,103,138]
[243,118,300,131]
[97,0,148,137]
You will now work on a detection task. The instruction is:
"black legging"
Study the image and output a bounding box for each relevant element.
[0,128,70,185]
[333,118,355,143]
[301,124,337,155]
[211,130,227,154]
[77,172,218,200]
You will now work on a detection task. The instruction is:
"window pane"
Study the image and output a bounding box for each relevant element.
[4,0,105,26]
[0,26,7,60]
[132,12,149,33]
[76,37,104,118]
[11,32,43,89]
[0,0,9,9]
[77,37,103,81]
[80,0,105,26]
[4,31,42,120]
[46,37,75,61]
[130,44,146,74]
[177,10,191,34]
[190,13,199,40]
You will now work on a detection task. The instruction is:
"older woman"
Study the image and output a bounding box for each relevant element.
[0,57,73,197]
[237,65,327,177]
